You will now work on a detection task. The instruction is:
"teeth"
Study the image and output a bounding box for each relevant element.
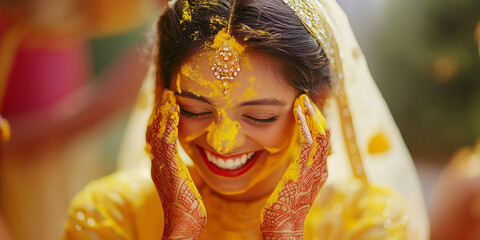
[218,158,226,168]
[204,150,256,170]
[241,155,247,164]
[226,159,234,169]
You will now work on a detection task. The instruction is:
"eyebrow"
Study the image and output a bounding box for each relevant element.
[175,91,213,105]
[175,90,287,107]
[239,98,287,107]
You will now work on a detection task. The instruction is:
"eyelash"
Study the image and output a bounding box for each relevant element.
[180,107,278,125]
[180,108,212,118]
[243,115,278,125]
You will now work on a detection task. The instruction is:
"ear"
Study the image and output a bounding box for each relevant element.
[154,74,166,104]
[312,87,330,111]
[155,85,165,103]
[312,97,325,110]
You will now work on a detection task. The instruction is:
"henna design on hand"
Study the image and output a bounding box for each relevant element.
[147,90,206,240]
[260,95,330,240]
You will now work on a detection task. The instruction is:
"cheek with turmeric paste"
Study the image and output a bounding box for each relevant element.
[264,147,282,154]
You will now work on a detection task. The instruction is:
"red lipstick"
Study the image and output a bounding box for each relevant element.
[197,146,262,177]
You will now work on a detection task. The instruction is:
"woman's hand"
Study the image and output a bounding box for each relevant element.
[146,90,207,240]
[260,94,330,240]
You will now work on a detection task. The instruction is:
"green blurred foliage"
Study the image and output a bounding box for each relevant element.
[371,0,480,162]
[89,24,152,77]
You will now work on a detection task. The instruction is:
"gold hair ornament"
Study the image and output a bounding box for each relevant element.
[211,32,241,95]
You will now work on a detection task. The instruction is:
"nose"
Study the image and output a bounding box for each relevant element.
[206,109,245,154]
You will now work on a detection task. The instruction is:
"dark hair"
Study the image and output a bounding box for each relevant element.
[155,0,330,102]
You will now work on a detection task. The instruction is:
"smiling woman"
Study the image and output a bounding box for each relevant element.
[173,51,298,196]
[63,0,429,239]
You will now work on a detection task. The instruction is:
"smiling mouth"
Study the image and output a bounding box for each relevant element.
[197,146,262,177]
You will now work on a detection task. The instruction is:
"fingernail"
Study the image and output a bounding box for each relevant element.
[304,95,311,104]
[296,105,302,113]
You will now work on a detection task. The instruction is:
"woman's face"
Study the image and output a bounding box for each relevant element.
[170,50,299,199]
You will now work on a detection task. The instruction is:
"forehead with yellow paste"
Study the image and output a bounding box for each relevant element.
[176,63,258,101]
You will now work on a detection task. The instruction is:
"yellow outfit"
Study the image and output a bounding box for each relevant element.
[64,168,408,239]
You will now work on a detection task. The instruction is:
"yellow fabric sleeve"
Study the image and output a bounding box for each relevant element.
[63,168,163,240]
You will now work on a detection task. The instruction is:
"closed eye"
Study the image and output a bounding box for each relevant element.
[242,115,278,125]
[180,108,212,118]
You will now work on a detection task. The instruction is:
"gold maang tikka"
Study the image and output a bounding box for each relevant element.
[211,34,241,95]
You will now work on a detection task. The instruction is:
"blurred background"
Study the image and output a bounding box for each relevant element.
[0,0,167,239]
[0,0,479,239]
[341,0,480,238]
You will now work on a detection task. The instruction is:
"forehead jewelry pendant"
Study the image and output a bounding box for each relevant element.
[211,35,241,95]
